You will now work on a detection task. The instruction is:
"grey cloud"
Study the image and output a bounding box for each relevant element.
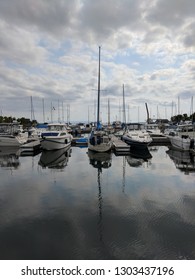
[146,0,195,28]
[143,27,167,44]
[183,21,195,48]
[150,74,157,80]
[0,0,78,37]
[78,0,143,42]
[0,0,142,43]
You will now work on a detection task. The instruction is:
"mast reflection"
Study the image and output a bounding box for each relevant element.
[87,150,112,242]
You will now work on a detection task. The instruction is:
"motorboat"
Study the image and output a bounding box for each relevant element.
[167,132,194,151]
[145,123,169,144]
[0,134,23,147]
[40,123,72,150]
[0,123,27,147]
[122,130,153,148]
[73,134,88,145]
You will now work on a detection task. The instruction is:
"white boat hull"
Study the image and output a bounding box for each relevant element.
[169,136,191,151]
[88,142,112,152]
[122,130,153,148]
[40,136,72,150]
[0,135,22,147]
[122,135,152,148]
[88,130,112,153]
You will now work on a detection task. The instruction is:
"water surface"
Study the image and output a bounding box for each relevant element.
[0,145,195,260]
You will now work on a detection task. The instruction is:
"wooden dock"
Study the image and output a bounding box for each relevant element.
[111,136,130,154]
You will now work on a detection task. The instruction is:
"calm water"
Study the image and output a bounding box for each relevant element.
[0,144,195,260]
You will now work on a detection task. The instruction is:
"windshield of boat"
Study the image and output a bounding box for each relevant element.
[48,125,66,131]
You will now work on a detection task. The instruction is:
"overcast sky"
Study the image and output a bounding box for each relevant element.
[0,0,195,123]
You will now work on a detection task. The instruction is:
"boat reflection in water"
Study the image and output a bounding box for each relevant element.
[126,146,152,168]
[87,150,112,241]
[87,150,112,171]
[38,146,72,169]
[0,146,21,168]
[166,148,195,175]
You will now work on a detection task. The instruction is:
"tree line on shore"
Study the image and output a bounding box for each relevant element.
[0,115,37,128]
[0,112,195,127]
[171,112,195,124]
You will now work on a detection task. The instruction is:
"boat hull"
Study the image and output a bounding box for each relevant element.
[40,136,72,150]
[0,135,22,147]
[169,136,192,151]
[88,142,112,152]
[88,129,112,153]
[122,135,152,148]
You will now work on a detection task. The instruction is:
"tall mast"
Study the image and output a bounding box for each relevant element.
[97,46,101,128]
[51,102,53,122]
[145,103,149,123]
[30,96,35,121]
[108,98,110,125]
[178,96,180,115]
[42,98,45,123]
[122,84,126,125]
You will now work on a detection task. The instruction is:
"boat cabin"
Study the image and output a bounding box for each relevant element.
[89,132,110,146]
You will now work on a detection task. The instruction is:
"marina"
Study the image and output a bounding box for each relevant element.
[1,0,195,270]
[0,141,195,260]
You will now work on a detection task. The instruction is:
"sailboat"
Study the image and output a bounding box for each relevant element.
[88,46,112,153]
